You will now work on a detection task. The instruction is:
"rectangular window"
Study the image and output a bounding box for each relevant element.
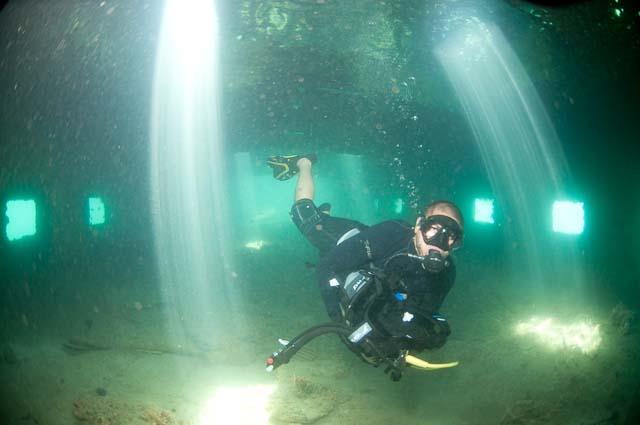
[552,201,584,234]
[474,198,495,224]
[88,197,106,226]
[5,199,37,241]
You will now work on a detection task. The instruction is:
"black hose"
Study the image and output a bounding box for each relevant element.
[267,323,353,369]
[267,321,406,381]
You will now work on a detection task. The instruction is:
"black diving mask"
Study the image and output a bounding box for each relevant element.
[418,215,463,273]
[419,215,463,251]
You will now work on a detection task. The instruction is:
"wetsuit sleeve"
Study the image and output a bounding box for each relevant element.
[379,263,456,351]
[411,265,455,350]
[414,264,456,314]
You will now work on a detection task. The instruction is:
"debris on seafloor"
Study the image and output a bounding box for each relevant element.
[63,338,111,353]
[610,302,635,335]
[141,406,183,425]
[72,393,188,425]
[62,337,211,359]
[268,374,339,424]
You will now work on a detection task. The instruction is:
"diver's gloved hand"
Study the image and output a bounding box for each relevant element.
[376,307,451,352]
[411,313,451,350]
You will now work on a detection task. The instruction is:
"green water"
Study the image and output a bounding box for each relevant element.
[1,1,639,424]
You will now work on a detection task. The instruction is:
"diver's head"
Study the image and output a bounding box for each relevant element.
[414,201,464,273]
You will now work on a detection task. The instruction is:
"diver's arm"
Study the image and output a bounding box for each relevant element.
[392,269,455,351]
[415,264,456,315]
[375,274,454,352]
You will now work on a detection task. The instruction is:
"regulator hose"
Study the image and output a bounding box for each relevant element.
[266,323,353,371]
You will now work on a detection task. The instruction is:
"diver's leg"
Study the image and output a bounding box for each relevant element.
[290,156,366,253]
[290,158,329,252]
[295,158,314,201]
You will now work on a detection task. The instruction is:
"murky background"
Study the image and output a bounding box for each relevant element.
[1,1,639,424]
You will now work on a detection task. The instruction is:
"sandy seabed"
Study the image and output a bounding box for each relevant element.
[1,248,638,425]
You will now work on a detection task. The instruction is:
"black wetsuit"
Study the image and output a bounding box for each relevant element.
[316,220,455,350]
[290,199,455,351]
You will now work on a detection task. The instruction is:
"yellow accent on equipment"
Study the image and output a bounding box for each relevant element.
[405,354,459,370]
[266,160,290,180]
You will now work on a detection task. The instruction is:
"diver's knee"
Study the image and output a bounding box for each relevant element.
[290,199,323,234]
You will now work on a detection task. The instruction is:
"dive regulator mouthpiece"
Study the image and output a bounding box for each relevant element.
[423,249,447,273]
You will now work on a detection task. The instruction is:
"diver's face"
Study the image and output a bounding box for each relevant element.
[414,209,463,258]
[423,222,457,254]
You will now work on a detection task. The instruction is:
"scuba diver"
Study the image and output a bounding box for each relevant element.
[265,154,463,380]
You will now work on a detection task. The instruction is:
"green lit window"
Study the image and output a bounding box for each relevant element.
[474,198,495,224]
[5,199,37,241]
[393,198,404,215]
[552,201,584,234]
[88,197,106,226]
